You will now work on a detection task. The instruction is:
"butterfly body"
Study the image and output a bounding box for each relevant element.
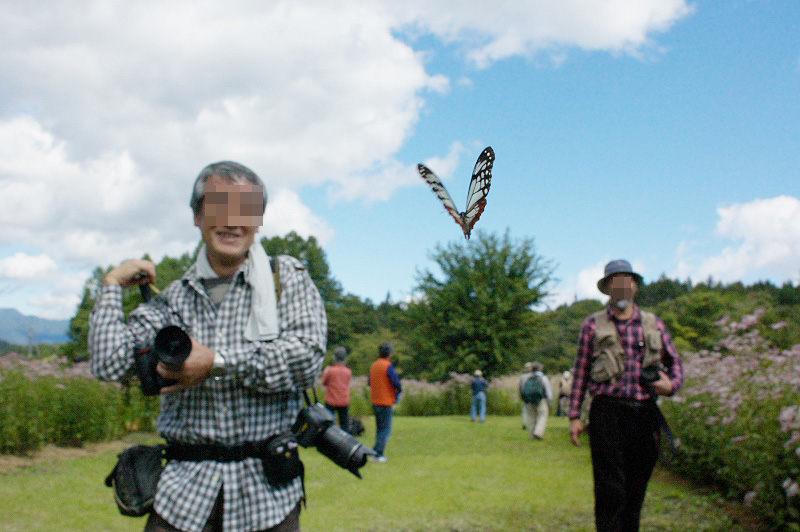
[417,146,494,239]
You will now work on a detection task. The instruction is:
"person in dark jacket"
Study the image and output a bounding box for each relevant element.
[470,369,489,422]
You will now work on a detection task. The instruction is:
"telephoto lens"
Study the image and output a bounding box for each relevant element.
[314,423,375,478]
[292,403,375,478]
[136,326,192,396]
[153,326,192,368]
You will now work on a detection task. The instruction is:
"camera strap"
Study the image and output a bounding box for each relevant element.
[645,398,677,462]
[302,388,318,407]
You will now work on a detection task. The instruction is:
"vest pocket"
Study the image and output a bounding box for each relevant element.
[642,330,663,368]
[590,349,625,382]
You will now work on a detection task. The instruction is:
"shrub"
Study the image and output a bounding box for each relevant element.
[0,369,156,455]
[663,309,800,530]
[0,370,47,454]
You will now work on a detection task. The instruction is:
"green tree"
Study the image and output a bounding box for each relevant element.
[531,299,605,371]
[344,327,409,376]
[636,274,692,307]
[325,294,381,348]
[261,232,342,303]
[60,266,108,362]
[403,230,554,380]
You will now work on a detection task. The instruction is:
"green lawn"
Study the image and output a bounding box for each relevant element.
[0,417,759,531]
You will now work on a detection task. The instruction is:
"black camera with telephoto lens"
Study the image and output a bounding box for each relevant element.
[291,402,374,478]
[133,277,192,396]
[135,326,191,396]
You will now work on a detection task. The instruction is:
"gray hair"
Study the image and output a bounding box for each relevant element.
[334,346,348,362]
[190,161,268,215]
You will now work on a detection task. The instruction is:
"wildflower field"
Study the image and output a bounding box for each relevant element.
[663,309,800,530]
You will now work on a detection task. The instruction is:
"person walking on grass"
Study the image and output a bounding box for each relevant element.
[369,342,402,463]
[519,361,534,430]
[520,361,552,440]
[470,369,488,422]
[557,370,573,417]
[569,259,683,532]
[321,346,352,432]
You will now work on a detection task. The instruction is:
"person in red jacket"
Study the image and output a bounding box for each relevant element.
[368,342,402,462]
[321,346,352,431]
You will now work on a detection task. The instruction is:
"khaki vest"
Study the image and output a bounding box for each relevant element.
[589,309,663,383]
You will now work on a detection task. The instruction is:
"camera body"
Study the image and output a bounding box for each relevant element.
[291,403,374,478]
[135,326,192,396]
[640,363,664,385]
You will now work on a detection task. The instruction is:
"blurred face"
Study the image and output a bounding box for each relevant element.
[194,175,263,272]
[607,274,638,310]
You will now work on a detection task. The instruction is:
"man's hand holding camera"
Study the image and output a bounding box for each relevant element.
[157,337,215,393]
[105,258,218,394]
[649,370,674,396]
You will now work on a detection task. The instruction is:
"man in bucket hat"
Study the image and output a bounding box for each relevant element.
[568,260,683,532]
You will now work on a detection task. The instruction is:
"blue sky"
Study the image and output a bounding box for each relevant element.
[0,1,798,319]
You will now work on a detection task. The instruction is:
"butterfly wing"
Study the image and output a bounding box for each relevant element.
[417,163,469,234]
[462,147,495,236]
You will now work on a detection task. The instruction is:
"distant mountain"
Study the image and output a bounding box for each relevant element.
[0,308,70,345]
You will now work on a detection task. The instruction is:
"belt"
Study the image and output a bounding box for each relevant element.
[593,394,648,409]
[165,440,272,462]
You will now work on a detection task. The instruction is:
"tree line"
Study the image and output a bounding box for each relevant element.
[58,230,800,381]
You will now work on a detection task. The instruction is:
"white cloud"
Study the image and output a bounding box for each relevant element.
[27,272,88,320]
[675,196,800,284]
[548,259,607,307]
[0,253,59,281]
[263,189,335,244]
[389,0,693,67]
[0,253,88,318]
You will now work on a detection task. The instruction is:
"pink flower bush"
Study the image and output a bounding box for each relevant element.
[664,308,800,528]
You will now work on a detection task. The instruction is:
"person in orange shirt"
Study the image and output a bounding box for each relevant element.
[368,342,402,462]
[321,346,352,432]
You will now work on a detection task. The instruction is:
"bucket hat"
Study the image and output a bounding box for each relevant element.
[597,259,643,295]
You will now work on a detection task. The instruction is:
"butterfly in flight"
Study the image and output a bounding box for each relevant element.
[417,147,494,239]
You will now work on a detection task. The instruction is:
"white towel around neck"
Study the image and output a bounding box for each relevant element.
[195,242,279,341]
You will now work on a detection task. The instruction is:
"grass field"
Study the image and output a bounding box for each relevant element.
[0,416,764,531]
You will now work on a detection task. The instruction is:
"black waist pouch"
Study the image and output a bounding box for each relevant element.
[105,444,165,517]
[262,431,304,488]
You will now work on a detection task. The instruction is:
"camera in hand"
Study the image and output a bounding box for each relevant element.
[135,326,191,396]
[291,403,374,478]
[640,363,664,385]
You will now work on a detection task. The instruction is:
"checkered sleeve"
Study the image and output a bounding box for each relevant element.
[568,315,595,419]
[657,317,684,394]
[234,255,327,393]
[88,284,170,382]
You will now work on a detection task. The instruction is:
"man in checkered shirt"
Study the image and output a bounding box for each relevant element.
[90,161,326,532]
[568,259,683,532]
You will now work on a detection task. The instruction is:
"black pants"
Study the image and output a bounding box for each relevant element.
[325,403,350,432]
[588,395,659,532]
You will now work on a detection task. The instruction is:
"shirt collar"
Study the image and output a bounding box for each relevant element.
[182,257,250,296]
[606,303,641,324]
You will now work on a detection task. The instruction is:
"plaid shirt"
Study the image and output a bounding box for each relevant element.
[568,305,683,420]
[90,254,326,532]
